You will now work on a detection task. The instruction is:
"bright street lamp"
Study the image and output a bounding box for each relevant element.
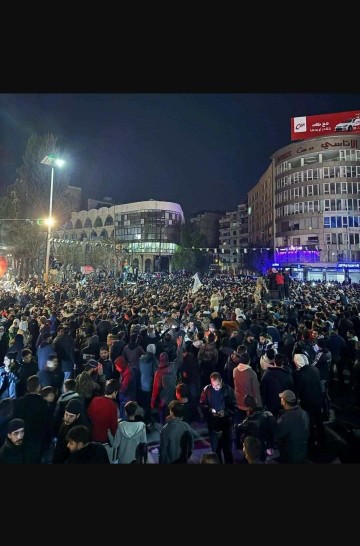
[40,154,65,283]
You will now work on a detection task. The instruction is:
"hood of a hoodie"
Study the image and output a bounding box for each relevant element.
[114,356,127,372]
[119,420,145,439]
[236,363,252,372]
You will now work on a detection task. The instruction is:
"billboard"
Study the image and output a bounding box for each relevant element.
[291,110,360,141]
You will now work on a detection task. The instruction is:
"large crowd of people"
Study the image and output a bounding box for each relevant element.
[0,268,359,464]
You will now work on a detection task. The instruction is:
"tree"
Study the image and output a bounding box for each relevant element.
[0,133,74,277]
[171,222,208,273]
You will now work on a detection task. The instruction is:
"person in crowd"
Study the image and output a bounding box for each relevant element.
[274,390,309,463]
[233,352,262,422]
[114,356,136,420]
[235,394,276,459]
[200,372,237,464]
[200,452,220,464]
[110,331,127,363]
[313,337,332,421]
[138,343,158,427]
[65,425,110,464]
[0,398,14,447]
[260,353,294,418]
[87,378,119,444]
[175,382,196,425]
[37,353,64,397]
[242,436,265,464]
[109,400,147,464]
[36,333,54,372]
[0,325,9,365]
[13,375,52,463]
[52,398,91,464]
[36,316,51,350]
[326,328,347,389]
[0,418,25,464]
[159,400,194,464]
[293,353,324,450]
[8,333,25,363]
[198,332,218,390]
[0,351,20,401]
[97,345,114,381]
[16,348,39,398]
[179,340,201,408]
[53,325,76,381]
[53,378,81,436]
[151,336,183,426]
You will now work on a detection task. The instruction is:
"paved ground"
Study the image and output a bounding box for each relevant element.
[145,379,360,464]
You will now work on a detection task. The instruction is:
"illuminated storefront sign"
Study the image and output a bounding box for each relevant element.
[291,110,360,141]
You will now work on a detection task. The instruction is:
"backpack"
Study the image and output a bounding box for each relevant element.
[161,369,177,405]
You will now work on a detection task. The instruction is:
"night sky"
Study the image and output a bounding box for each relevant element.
[0,93,359,219]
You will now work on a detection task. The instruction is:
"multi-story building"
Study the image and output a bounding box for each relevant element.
[272,134,360,282]
[54,199,184,273]
[219,203,249,274]
[190,211,224,248]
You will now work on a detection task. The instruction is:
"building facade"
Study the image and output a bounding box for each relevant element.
[219,203,249,274]
[190,211,224,248]
[54,199,184,273]
[272,134,360,282]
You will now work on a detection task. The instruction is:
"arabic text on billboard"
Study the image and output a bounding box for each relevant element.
[291,110,360,141]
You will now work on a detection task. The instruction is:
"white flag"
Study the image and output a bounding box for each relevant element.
[192,272,203,294]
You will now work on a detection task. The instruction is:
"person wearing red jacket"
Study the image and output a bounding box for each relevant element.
[114,356,136,420]
[275,271,285,300]
[87,379,119,444]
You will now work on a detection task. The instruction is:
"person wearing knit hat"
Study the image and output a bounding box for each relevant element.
[52,398,90,464]
[0,418,25,464]
[65,398,83,417]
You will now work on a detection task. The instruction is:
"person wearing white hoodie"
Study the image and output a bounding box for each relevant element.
[113,401,147,464]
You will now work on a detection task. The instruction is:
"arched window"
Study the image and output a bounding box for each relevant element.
[105,215,114,226]
[100,229,108,239]
[94,217,103,228]
[90,230,97,240]
[80,232,87,241]
[72,233,78,240]
[75,219,82,229]
[145,258,152,273]
[84,218,92,229]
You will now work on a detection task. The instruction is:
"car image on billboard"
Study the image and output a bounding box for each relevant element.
[335,116,360,132]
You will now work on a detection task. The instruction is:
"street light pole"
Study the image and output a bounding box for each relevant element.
[44,166,54,284]
[41,155,65,284]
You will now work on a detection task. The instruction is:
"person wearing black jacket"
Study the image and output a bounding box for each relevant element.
[52,398,91,463]
[13,375,52,463]
[313,338,332,420]
[293,353,324,449]
[236,394,277,460]
[200,372,237,464]
[260,353,294,419]
[0,418,25,464]
[15,348,39,398]
[274,390,309,463]
[65,425,110,464]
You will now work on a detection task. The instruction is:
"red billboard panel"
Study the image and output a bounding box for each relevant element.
[291,110,360,141]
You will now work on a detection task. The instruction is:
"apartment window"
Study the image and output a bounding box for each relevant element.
[276,180,280,189]
[323,183,330,194]
[283,190,288,201]
[325,233,331,244]
[294,187,299,198]
[324,199,331,211]
[331,233,337,244]
[331,217,337,228]
[314,200,320,212]
[306,169,313,181]
[324,217,331,228]
[313,184,319,196]
[356,166,360,178]
[294,203,300,213]
[342,216,348,227]
[307,201,314,212]
[307,185,313,196]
